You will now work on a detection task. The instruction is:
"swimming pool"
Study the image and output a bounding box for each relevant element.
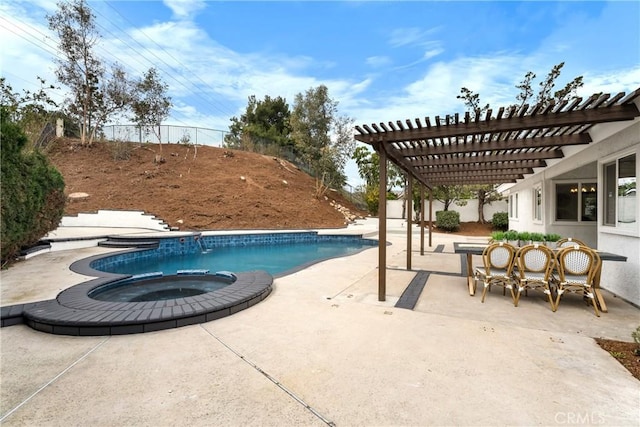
[9,232,378,336]
[90,232,377,277]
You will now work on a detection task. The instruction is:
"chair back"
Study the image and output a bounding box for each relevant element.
[515,244,554,279]
[556,237,587,248]
[482,242,516,274]
[556,245,601,284]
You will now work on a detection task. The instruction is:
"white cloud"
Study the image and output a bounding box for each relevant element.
[366,56,391,68]
[579,67,640,97]
[388,26,440,48]
[423,49,443,61]
[162,0,207,20]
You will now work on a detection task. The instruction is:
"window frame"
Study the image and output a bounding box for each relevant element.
[552,180,598,223]
[509,193,518,219]
[600,149,638,236]
[533,185,543,222]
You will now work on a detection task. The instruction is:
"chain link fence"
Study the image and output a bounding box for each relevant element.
[101,125,227,147]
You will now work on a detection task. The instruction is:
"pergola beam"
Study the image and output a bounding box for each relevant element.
[417,160,546,172]
[396,133,591,157]
[354,102,639,144]
[409,150,562,167]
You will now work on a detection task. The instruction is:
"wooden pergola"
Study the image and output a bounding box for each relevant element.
[354,88,640,301]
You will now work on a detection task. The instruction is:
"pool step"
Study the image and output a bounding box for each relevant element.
[98,238,159,249]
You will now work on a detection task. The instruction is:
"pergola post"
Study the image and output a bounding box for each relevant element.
[420,185,425,255]
[429,188,433,247]
[378,145,387,301]
[406,174,413,270]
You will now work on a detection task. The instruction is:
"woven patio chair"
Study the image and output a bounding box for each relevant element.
[556,237,587,248]
[554,245,601,317]
[514,244,556,311]
[474,242,517,303]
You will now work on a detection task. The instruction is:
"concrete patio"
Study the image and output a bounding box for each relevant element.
[1,219,639,426]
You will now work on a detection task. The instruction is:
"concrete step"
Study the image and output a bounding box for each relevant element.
[60,210,170,231]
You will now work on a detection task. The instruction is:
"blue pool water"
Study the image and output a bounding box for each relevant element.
[98,240,374,277]
[89,275,233,302]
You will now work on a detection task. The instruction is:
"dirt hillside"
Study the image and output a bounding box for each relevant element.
[47,139,367,230]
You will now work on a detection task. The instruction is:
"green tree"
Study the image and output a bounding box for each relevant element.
[47,0,102,146]
[290,85,355,197]
[352,146,404,189]
[1,108,66,265]
[225,95,291,151]
[431,185,473,211]
[48,0,133,146]
[0,77,61,147]
[131,67,172,146]
[470,185,503,224]
[353,145,405,214]
[91,63,134,143]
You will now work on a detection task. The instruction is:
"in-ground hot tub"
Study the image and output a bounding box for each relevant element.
[20,269,272,336]
[88,270,236,302]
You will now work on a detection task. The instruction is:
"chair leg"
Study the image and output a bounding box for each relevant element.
[546,288,556,312]
[481,281,490,303]
[587,288,600,317]
[514,287,523,307]
[554,288,563,312]
[507,285,516,304]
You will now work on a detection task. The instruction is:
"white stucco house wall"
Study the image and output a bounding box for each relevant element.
[501,105,640,307]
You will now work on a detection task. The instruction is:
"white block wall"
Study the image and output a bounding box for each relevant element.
[387,199,508,222]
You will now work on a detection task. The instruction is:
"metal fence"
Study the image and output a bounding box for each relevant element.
[101,125,228,147]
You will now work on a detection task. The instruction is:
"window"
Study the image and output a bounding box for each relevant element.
[603,153,636,229]
[509,193,518,218]
[555,182,597,222]
[533,186,542,221]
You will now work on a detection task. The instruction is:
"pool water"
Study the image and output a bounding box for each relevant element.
[90,275,232,302]
[99,240,374,276]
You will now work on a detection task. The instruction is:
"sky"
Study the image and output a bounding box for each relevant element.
[1,0,639,187]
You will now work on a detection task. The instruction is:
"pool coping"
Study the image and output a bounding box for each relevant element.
[1,270,272,336]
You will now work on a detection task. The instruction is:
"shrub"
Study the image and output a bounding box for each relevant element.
[364,186,379,216]
[632,326,640,356]
[107,139,134,161]
[491,211,509,230]
[544,233,562,242]
[436,210,460,232]
[530,232,545,242]
[363,187,398,216]
[1,109,65,265]
[491,231,506,241]
[517,231,532,242]
[504,230,519,241]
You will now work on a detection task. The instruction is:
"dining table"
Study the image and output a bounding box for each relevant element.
[453,242,627,313]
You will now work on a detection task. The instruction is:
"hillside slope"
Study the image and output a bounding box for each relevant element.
[47,139,366,230]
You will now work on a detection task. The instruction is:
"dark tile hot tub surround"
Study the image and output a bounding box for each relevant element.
[4,270,272,336]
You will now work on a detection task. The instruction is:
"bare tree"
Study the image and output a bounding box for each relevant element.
[455,62,583,222]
